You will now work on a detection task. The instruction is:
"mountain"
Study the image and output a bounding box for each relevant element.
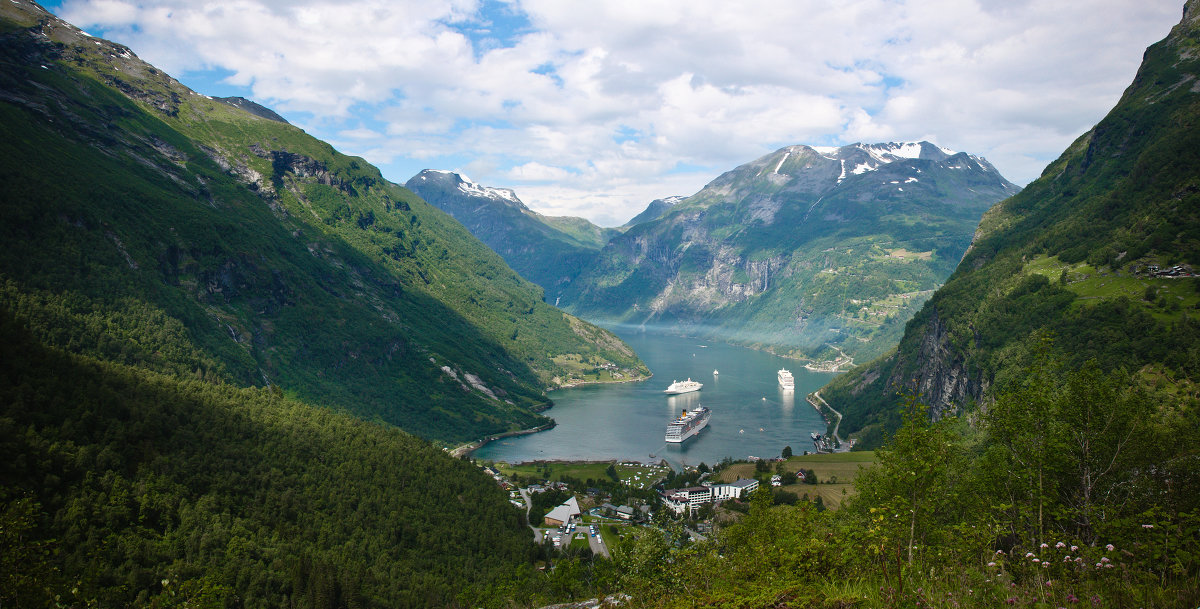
[820,3,1200,447]
[622,196,685,228]
[559,142,1020,365]
[406,170,619,300]
[0,0,647,445]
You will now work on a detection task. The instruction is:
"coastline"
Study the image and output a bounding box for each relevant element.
[547,371,652,392]
[450,421,557,459]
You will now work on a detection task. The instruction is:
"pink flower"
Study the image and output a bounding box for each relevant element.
[1104,563,1113,569]
[996,549,1005,555]
[1043,562,1050,568]
[987,562,997,567]
[1141,524,1153,529]
[1105,544,1114,552]
[1071,545,1079,552]
[1100,557,1110,563]
[1056,541,1066,548]
[1033,558,1041,563]
[1064,556,1072,562]
[1026,552,1035,558]
[1041,543,1049,549]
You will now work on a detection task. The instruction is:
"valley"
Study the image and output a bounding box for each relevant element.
[2,0,1199,607]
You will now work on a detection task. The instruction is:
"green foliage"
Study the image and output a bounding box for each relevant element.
[617,365,1200,608]
[0,308,547,608]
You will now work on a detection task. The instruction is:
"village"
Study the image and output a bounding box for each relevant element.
[469,449,876,559]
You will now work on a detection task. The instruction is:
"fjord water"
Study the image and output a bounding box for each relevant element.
[475,325,836,468]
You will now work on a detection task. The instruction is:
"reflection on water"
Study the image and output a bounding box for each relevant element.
[474,327,838,467]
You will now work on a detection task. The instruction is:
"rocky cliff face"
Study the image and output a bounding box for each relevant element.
[560,142,1019,364]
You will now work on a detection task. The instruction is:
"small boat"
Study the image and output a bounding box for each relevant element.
[713,369,719,375]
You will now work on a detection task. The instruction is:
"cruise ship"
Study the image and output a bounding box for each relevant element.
[664,378,703,394]
[778,368,795,391]
[665,407,711,443]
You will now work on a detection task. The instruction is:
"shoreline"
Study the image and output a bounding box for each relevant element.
[450,421,556,459]
[547,371,652,392]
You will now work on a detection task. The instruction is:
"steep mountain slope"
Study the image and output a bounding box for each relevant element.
[0,309,545,608]
[820,3,1200,447]
[561,142,1020,365]
[0,0,646,444]
[622,196,685,228]
[406,170,619,298]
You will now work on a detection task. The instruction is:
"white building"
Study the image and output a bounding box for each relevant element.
[709,478,759,501]
[661,486,712,515]
[543,496,580,527]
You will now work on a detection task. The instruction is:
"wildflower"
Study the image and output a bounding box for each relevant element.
[1104,563,1113,569]
[1105,544,1114,552]
[996,549,1005,555]
[1071,545,1079,552]
[1033,558,1041,563]
[1100,557,1110,563]
[1041,543,1049,549]
[1075,557,1083,563]
[1141,524,1153,529]
[1026,552,1035,558]
[1007,598,1016,605]
[987,562,997,567]
[1056,541,1066,548]
[1043,562,1050,568]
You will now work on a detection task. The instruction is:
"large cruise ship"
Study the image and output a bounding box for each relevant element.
[665,407,711,443]
[778,368,795,391]
[664,378,703,394]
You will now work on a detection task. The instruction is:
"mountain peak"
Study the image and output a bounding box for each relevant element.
[410,169,526,209]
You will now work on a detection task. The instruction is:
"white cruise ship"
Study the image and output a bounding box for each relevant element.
[778,368,795,391]
[665,407,711,443]
[664,378,703,394]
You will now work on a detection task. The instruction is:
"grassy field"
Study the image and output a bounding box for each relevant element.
[1024,255,1199,323]
[493,460,669,490]
[716,451,876,509]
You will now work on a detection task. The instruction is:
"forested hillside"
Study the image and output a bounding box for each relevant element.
[0,307,551,608]
[820,0,1200,446]
[0,0,646,444]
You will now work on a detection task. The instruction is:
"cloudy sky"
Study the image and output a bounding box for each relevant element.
[46,0,1182,226]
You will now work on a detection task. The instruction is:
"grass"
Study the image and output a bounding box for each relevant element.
[716,451,876,509]
[1023,255,1200,322]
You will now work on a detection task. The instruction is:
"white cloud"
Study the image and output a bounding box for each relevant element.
[53,0,1184,225]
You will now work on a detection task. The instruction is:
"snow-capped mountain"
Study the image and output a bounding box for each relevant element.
[405,170,617,295]
[558,141,1020,364]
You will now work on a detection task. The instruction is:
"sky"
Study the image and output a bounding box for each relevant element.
[45,0,1183,227]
